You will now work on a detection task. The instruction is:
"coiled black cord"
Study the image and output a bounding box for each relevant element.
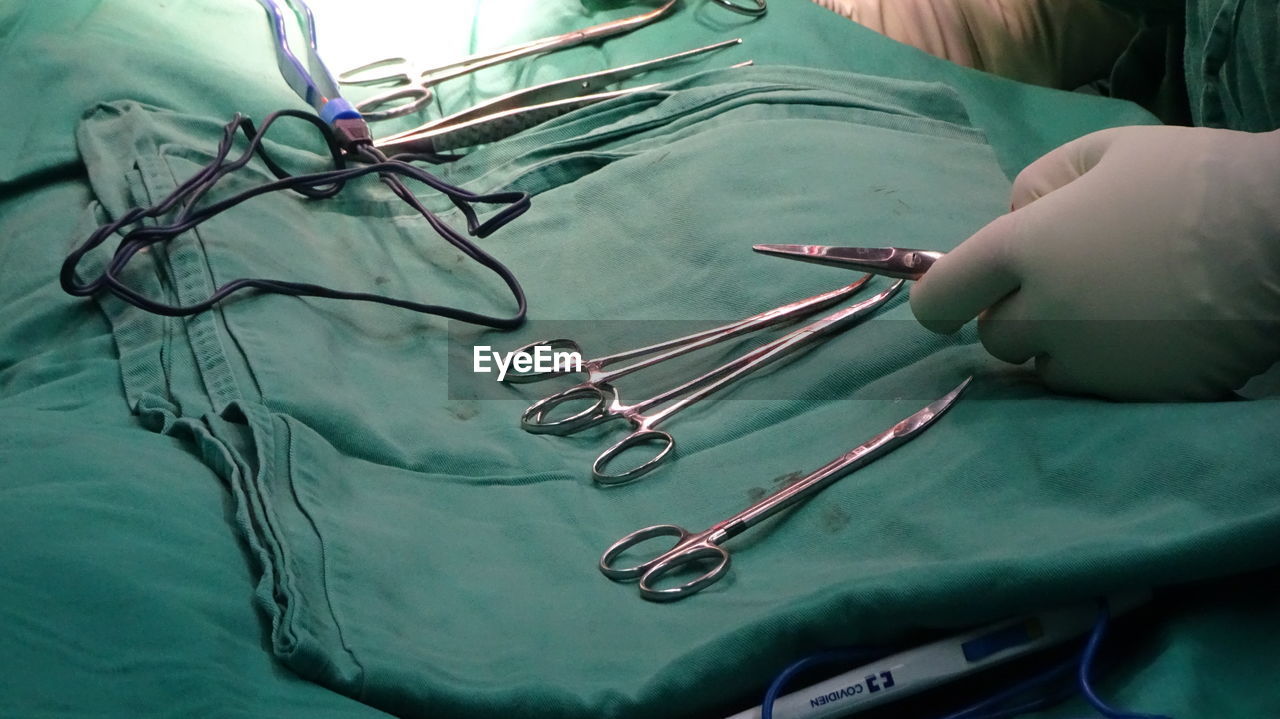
[61,109,531,329]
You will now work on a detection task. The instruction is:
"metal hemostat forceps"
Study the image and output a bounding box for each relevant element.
[752,244,945,280]
[375,39,747,154]
[506,278,905,484]
[600,378,970,602]
[339,1,680,120]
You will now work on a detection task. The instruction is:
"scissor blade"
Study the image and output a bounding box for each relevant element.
[753,244,942,280]
[722,377,971,537]
[800,376,972,485]
[890,376,971,438]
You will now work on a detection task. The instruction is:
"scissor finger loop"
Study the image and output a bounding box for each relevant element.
[637,544,732,602]
[600,379,973,601]
[710,0,768,17]
[337,57,413,86]
[520,384,613,435]
[598,523,690,580]
[354,86,433,120]
[592,428,676,485]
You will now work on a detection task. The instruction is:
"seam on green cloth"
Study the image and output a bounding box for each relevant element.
[197,401,367,691]
[137,153,244,412]
[457,76,985,202]
[460,73,977,178]
[75,102,270,417]
[164,409,285,635]
[449,66,978,174]
[68,202,177,416]
[1193,0,1243,127]
[281,412,369,696]
[206,401,365,687]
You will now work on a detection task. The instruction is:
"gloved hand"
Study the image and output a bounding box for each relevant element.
[814,0,1137,89]
[910,125,1280,400]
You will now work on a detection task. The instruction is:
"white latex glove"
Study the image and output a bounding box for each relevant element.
[813,0,1137,90]
[910,126,1280,400]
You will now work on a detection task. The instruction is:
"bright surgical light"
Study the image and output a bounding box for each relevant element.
[302,0,547,77]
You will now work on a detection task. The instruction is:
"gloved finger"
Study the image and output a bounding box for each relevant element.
[1010,127,1121,210]
[910,212,1022,334]
[977,290,1044,365]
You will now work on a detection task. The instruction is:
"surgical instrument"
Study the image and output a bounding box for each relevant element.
[375,39,747,153]
[254,0,360,128]
[508,275,870,408]
[338,1,679,120]
[734,591,1152,719]
[713,0,768,17]
[63,0,533,328]
[599,377,970,601]
[754,245,944,280]
[521,280,903,484]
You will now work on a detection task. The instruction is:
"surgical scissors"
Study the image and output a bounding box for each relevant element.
[599,377,970,601]
[374,39,746,153]
[753,244,945,280]
[338,1,679,120]
[513,279,904,484]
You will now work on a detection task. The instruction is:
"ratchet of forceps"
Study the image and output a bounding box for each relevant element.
[512,279,904,485]
[753,244,945,280]
[338,0,679,120]
[600,377,970,601]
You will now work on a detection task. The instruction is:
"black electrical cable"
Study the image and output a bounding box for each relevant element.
[61,109,531,329]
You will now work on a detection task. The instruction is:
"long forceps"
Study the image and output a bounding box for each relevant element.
[754,244,945,280]
[507,276,871,423]
[600,377,970,601]
[339,1,678,120]
[375,39,745,154]
[521,280,904,484]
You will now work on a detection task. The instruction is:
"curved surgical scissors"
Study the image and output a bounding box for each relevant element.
[753,244,945,280]
[515,280,903,484]
[599,377,970,601]
[338,1,679,120]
